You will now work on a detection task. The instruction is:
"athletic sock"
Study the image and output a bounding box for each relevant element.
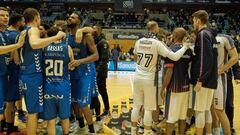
[213,128,220,135]
[77,117,85,128]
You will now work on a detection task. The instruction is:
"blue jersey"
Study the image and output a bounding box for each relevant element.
[5,29,20,80]
[43,41,70,93]
[67,33,92,78]
[0,31,10,76]
[19,26,43,75]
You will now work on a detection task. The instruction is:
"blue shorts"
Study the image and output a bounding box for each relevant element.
[5,77,20,102]
[0,76,7,114]
[43,85,71,120]
[19,73,43,114]
[71,76,92,108]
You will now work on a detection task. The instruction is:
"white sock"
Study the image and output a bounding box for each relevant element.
[213,128,220,135]
[131,127,137,135]
[186,117,191,125]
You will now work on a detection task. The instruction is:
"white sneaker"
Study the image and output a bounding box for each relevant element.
[94,121,103,133]
[75,126,87,135]
[69,122,77,133]
[137,118,144,134]
[87,132,96,135]
[138,126,144,134]
[152,122,161,134]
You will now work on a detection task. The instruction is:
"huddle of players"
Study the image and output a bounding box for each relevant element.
[131,10,240,135]
[0,7,110,135]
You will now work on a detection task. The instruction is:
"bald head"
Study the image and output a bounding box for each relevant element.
[173,27,187,43]
[147,21,159,33]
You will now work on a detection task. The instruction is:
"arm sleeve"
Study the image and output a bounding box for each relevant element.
[158,41,187,61]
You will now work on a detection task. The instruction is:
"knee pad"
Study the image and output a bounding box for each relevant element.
[195,111,205,128]
[131,106,141,122]
[205,111,212,123]
[144,110,153,126]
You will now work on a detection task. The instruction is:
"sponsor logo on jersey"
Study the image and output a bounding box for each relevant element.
[44,94,64,99]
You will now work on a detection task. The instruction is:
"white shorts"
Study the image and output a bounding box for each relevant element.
[165,91,189,123]
[213,74,227,110]
[188,84,195,109]
[132,76,157,111]
[194,87,214,112]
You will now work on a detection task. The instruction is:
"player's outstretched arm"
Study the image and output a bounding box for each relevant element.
[29,27,66,49]
[158,41,188,61]
[0,30,26,55]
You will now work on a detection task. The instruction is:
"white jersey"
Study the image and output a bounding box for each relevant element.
[134,37,170,79]
[216,34,235,68]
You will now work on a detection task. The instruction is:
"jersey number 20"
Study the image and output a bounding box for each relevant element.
[45,60,63,76]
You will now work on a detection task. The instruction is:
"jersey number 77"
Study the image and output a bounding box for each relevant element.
[137,53,153,67]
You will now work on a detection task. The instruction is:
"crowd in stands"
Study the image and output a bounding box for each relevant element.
[5,5,240,61]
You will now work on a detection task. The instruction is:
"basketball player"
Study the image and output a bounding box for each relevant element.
[131,21,190,135]
[162,27,192,135]
[19,8,65,135]
[43,26,74,135]
[0,7,26,131]
[67,12,99,134]
[212,33,238,135]
[4,13,26,134]
[191,10,218,135]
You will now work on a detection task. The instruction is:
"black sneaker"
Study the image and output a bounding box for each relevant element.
[7,126,19,135]
[100,110,110,118]
[0,120,6,132]
[231,128,236,135]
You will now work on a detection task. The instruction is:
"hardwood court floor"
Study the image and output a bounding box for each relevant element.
[106,71,240,134]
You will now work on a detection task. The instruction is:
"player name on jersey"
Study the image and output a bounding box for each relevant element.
[46,45,63,52]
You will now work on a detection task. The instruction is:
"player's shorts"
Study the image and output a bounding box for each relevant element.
[0,76,7,114]
[19,73,43,114]
[194,87,214,112]
[71,76,92,108]
[213,74,227,110]
[132,76,157,111]
[188,84,196,109]
[5,76,20,102]
[43,84,71,120]
[91,75,99,98]
[165,91,189,123]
